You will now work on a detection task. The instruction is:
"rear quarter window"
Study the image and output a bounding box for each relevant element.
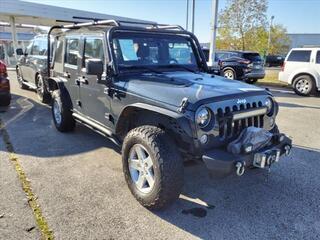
[287,50,311,62]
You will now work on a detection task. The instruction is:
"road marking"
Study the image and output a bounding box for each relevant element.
[0,118,54,240]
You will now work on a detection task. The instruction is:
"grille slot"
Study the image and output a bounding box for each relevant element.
[217,102,265,140]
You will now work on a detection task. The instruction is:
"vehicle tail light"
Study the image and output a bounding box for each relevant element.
[0,78,10,90]
[0,61,8,78]
[281,62,286,72]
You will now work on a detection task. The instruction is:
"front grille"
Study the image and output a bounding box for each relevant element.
[217,101,264,140]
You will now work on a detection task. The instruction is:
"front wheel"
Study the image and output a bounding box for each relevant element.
[122,126,184,209]
[51,90,75,132]
[16,67,27,89]
[36,74,51,103]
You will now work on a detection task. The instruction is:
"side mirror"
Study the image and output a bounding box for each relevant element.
[16,48,24,56]
[85,59,103,76]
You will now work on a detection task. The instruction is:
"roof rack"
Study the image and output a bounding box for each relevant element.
[58,18,184,31]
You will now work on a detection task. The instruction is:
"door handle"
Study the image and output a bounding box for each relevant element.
[63,72,71,78]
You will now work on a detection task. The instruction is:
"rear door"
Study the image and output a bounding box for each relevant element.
[63,36,82,113]
[27,37,47,84]
[20,40,34,82]
[79,35,112,128]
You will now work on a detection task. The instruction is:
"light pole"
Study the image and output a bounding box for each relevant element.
[186,0,189,30]
[209,0,219,66]
[267,15,275,56]
[191,0,195,33]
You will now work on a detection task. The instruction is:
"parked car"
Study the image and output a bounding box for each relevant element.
[265,55,285,67]
[202,49,265,83]
[15,35,51,103]
[279,48,320,96]
[0,60,11,107]
[47,20,292,209]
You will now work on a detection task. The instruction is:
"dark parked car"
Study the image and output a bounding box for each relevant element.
[15,35,51,103]
[265,55,285,67]
[47,20,291,209]
[202,49,265,83]
[0,60,11,107]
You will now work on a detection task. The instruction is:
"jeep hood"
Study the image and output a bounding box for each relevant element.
[121,71,269,111]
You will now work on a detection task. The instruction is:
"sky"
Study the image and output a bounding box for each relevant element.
[25,0,320,43]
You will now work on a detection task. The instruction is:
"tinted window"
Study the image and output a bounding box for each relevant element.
[316,51,320,64]
[242,53,262,62]
[202,49,209,62]
[287,50,311,62]
[83,38,104,66]
[31,38,47,55]
[65,38,79,66]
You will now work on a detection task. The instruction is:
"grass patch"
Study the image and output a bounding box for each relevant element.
[0,119,54,240]
[257,70,289,88]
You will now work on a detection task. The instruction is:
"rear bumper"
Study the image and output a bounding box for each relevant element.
[202,134,292,177]
[0,91,11,106]
[244,71,265,79]
[278,71,288,83]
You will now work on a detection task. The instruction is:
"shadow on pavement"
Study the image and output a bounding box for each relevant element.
[153,145,320,239]
[0,93,120,158]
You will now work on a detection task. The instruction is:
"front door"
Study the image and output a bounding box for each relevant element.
[63,36,82,113]
[79,36,112,128]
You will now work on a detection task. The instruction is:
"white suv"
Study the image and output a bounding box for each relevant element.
[279,48,320,96]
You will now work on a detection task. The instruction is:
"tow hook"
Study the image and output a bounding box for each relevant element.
[235,162,245,176]
[284,145,292,156]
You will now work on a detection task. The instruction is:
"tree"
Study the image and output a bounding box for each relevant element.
[218,0,268,51]
[216,0,291,55]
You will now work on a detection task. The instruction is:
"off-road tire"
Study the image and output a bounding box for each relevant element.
[293,75,315,96]
[16,66,27,89]
[51,90,75,132]
[122,126,184,210]
[36,74,51,104]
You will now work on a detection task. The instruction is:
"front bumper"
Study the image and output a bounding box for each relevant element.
[202,134,292,177]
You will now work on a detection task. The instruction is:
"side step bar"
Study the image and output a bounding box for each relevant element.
[72,113,121,147]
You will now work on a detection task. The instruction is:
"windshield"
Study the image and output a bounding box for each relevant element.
[112,32,199,72]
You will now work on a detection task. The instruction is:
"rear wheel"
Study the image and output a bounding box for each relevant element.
[223,68,236,80]
[293,75,315,96]
[245,78,258,84]
[122,126,184,209]
[36,74,51,103]
[52,90,75,132]
[16,67,27,89]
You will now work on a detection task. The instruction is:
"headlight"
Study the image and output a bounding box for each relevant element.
[196,107,211,128]
[265,97,274,116]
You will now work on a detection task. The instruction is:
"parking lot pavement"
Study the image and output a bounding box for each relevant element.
[1,70,320,239]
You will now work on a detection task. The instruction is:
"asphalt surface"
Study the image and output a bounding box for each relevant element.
[1,71,320,240]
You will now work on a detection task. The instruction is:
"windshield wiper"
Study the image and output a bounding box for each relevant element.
[121,65,163,74]
[163,64,199,73]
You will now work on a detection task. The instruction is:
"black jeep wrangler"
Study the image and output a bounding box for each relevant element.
[47,20,292,209]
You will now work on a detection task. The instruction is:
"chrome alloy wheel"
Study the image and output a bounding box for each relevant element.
[224,69,235,79]
[128,144,155,193]
[36,75,44,98]
[53,99,62,125]
[296,78,310,94]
